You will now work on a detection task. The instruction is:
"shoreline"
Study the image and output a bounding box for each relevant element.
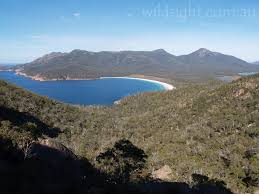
[101,77,175,91]
[0,69,12,72]
[4,70,175,91]
[15,70,100,82]
[15,71,47,81]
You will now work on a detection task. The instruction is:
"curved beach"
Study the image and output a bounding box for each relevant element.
[101,77,175,91]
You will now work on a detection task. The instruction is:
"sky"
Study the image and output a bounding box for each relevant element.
[0,0,259,63]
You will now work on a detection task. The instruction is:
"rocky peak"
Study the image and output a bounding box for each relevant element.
[33,52,66,63]
[152,49,169,55]
[193,48,220,57]
[70,49,91,55]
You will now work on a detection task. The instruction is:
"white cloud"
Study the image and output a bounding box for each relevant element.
[73,12,81,18]
[31,35,49,40]
[60,12,81,22]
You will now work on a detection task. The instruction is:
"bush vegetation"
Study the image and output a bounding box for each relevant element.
[0,75,259,193]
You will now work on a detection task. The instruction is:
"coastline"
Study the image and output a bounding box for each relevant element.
[0,69,12,72]
[15,70,99,82]
[101,77,175,91]
[15,71,46,81]
[8,70,176,91]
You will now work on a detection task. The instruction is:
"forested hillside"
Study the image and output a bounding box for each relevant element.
[0,75,259,193]
[13,48,259,81]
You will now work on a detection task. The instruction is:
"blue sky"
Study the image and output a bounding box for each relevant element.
[0,0,259,63]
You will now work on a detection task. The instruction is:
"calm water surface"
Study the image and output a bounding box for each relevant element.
[0,71,165,105]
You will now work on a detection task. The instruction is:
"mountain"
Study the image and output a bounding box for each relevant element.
[17,49,183,80]
[14,48,259,81]
[177,48,257,75]
[0,64,14,70]
[31,52,67,64]
[253,61,259,65]
[1,74,259,193]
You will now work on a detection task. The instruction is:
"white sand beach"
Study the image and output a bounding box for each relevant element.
[101,77,175,91]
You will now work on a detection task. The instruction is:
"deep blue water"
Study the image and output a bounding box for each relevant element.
[0,71,165,105]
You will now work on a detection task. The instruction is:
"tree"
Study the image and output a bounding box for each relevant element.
[96,139,147,183]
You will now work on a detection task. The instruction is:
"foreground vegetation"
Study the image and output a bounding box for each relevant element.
[0,75,259,193]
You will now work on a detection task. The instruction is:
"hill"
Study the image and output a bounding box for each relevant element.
[0,74,259,193]
[178,48,256,75]
[0,65,13,71]
[13,48,259,81]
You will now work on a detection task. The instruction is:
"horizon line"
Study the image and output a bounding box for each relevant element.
[0,47,257,64]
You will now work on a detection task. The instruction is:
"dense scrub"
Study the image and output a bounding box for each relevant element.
[0,75,259,193]
[0,135,234,194]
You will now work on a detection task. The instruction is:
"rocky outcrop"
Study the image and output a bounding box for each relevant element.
[152,165,172,181]
[26,139,76,161]
[233,88,252,99]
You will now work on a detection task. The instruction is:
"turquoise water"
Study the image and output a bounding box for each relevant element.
[238,72,258,76]
[217,72,259,82]
[217,76,236,82]
[0,71,165,105]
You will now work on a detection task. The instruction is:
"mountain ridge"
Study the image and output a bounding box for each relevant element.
[188,48,221,57]
[12,48,259,81]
